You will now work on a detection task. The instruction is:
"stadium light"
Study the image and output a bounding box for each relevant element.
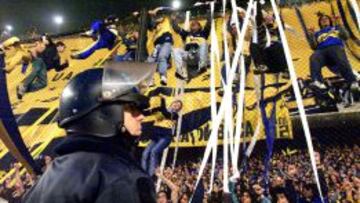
[53,15,64,25]
[5,24,13,32]
[172,0,181,9]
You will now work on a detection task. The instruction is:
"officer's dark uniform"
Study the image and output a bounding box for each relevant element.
[23,66,156,203]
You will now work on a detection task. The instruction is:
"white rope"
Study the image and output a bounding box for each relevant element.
[230,0,253,175]
[252,1,258,44]
[222,0,231,192]
[184,11,191,30]
[158,86,184,189]
[208,1,220,193]
[233,54,247,175]
[348,0,360,30]
[160,9,191,185]
[223,94,230,193]
[270,0,324,201]
[171,10,191,169]
[222,0,236,164]
[157,97,181,191]
[245,72,262,157]
[245,117,261,157]
[192,0,255,198]
[171,83,185,168]
[156,147,169,192]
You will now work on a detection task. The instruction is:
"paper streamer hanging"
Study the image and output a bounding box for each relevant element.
[192,0,255,198]
[208,1,220,193]
[270,0,324,201]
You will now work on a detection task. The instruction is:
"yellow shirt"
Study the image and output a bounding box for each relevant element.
[143,96,177,129]
[153,17,172,42]
[6,47,27,72]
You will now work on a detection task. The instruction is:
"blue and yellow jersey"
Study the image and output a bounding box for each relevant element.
[315,26,344,49]
[143,96,178,129]
[1,37,27,72]
[2,37,20,48]
[174,20,211,46]
[184,33,209,46]
[122,34,137,50]
[6,47,27,73]
[116,33,137,55]
[152,17,173,45]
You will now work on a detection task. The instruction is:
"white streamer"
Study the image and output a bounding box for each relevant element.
[230,0,253,175]
[270,0,324,201]
[192,0,255,198]
[252,1,258,44]
[349,0,360,30]
[222,0,235,164]
[222,0,231,193]
[161,9,192,186]
[223,95,230,193]
[233,54,247,174]
[184,11,191,30]
[171,10,191,169]
[245,73,262,157]
[171,82,185,168]
[208,1,221,193]
[245,117,261,157]
[156,148,169,192]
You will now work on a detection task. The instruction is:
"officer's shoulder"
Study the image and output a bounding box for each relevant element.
[63,151,149,184]
[57,151,135,173]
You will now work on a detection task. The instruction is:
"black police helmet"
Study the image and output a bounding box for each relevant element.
[58,65,153,137]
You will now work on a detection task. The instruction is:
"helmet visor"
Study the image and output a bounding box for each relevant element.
[102,62,156,102]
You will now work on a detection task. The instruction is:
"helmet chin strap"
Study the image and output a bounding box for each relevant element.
[120,125,127,133]
[117,124,138,149]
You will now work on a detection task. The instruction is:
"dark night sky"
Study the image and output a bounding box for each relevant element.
[0,0,197,35]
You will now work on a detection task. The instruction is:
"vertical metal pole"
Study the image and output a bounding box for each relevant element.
[136,8,148,62]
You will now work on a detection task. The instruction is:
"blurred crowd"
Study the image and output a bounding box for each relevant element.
[0,155,52,203]
[154,145,359,203]
[0,145,358,203]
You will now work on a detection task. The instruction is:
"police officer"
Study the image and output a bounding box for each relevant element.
[23,63,156,203]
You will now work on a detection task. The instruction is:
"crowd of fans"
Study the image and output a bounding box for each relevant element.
[0,34,68,100]
[155,145,359,203]
[1,1,358,103]
[0,145,358,203]
[0,155,52,203]
[3,3,358,111]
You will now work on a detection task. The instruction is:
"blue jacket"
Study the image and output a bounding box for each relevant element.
[315,26,345,49]
[0,49,5,69]
[23,135,156,203]
[76,20,117,59]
